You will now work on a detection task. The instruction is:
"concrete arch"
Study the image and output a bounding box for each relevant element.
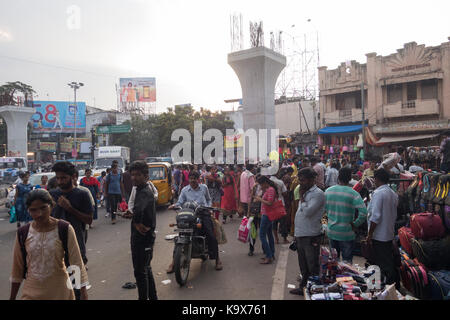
[0,106,35,157]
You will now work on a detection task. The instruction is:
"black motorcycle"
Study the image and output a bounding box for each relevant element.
[170,202,215,286]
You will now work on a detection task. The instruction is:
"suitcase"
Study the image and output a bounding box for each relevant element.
[398,227,415,257]
[410,236,450,270]
[410,212,446,241]
[400,251,429,299]
[428,270,450,300]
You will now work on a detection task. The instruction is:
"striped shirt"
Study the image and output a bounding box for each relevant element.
[325,185,368,241]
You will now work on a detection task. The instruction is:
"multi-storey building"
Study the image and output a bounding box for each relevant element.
[318,38,450,156]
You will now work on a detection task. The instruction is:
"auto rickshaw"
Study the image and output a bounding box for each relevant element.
[147,162,173,206]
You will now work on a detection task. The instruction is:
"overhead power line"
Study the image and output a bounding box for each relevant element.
[0,54,118,79]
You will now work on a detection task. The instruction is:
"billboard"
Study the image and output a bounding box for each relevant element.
[31,101,86,133]
[224,134,244,149]
[119,77,156,106]
[38,142,57,152]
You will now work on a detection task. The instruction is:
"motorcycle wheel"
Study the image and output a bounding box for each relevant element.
[174,244,191,287]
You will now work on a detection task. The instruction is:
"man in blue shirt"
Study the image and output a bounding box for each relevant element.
[104,161,125,225]
[366,168,399,288]
[167,171,222,272]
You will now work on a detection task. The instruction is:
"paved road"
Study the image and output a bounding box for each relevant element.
[0,204,364,300]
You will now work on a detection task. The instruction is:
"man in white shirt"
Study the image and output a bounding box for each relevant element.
[366,168,399,287]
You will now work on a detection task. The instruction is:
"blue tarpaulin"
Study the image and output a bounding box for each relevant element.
[318,125,364,134]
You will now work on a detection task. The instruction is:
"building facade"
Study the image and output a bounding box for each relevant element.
[319,38,450,154]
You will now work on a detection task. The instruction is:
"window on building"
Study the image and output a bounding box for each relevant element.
[335,91,361,110]
[387,84,402,104]
[407,82,417,101]
[421,79,437,100]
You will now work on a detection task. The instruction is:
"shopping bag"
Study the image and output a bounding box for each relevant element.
[9,205,16,224]
[237,216,253,243]
[118,200,128,213]
[250,220,258,240]
[213,218,227,245]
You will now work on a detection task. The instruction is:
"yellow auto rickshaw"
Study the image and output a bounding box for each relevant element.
[147,162,173,206]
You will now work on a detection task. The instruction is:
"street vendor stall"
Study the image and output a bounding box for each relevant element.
[302,246,418,300]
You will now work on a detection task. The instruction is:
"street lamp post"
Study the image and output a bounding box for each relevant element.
[68,82,84,163]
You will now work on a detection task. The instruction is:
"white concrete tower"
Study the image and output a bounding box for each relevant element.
[0,106,35,157]
[228,47,286,161]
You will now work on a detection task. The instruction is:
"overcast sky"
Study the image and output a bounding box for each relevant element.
[0,0,449,113]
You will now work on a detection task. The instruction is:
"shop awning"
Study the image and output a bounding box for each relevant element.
[376,134,439,144]
[318,125,364,134]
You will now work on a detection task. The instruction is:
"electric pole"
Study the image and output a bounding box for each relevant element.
[90,127,96,168]
[68,82,84,164]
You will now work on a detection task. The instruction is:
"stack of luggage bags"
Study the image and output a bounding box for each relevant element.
[397,171,450,300]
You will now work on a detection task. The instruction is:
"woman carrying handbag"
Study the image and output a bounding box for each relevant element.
[253,176,286,264]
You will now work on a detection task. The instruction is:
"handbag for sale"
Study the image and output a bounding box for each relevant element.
[265,199,287,222]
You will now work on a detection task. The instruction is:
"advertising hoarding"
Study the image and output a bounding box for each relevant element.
[31,101,86,133]
[119,77,156,103]
[224,134,244,149]
[38,142,57,152]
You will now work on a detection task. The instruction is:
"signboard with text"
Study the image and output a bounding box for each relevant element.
[31,101,86,133]
[374,120,450,134]
[96,124,131,134]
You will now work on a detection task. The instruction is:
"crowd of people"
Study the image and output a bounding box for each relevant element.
[168,150,413,296]
[7,146,432,300]
[9,160,158,300]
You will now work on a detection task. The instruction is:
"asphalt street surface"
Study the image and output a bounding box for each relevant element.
[0,204,364,300]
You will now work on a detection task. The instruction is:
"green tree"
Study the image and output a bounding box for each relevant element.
[0,81,36,106]
[112,105,234,162]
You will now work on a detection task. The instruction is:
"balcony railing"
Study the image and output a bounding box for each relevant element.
[324,108,362,125]
[339,109,352,117]
[402,100,416,109]
[384,99,439,118]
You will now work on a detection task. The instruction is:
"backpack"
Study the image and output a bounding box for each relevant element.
[400,251,429,299]
[411,236,450,270]
[426,173,441,202]
[17,220,70,279]
[428,270,450,300]
[432,174,450,205]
